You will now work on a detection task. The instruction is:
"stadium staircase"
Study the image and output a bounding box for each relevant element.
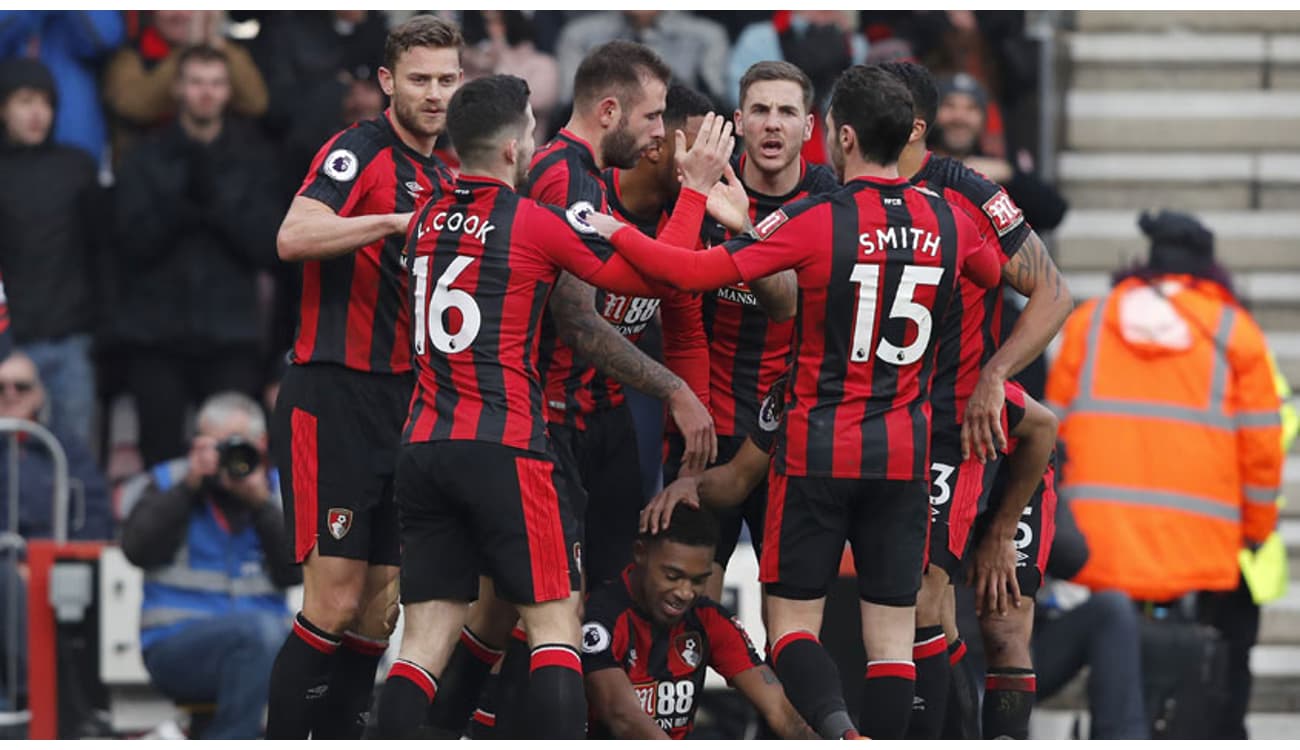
[1035,10,1300,739]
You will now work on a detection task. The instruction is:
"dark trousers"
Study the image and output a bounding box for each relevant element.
[1198,575,1259,740]
[125,346,263,467]
[1033,590,1150,739]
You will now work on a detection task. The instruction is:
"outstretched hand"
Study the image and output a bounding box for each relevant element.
[676,112,735,195]
[706,162,749,234]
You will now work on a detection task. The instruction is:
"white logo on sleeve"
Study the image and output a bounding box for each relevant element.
[566,200,599,235]
[323,149,359,182]
[981,190,1024,237]
[581,622,611,654]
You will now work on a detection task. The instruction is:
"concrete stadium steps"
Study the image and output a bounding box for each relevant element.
[1031,709,1300,740]
[1056,152,1300,211]
[1066,90,1300,150]
[1069,32,1271,90]
[1075,11,1300,33]
[1055,209,1300,271]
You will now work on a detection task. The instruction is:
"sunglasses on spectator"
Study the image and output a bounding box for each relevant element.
[0,380,36,394]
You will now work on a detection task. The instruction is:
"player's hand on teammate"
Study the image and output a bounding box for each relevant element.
[706,162,750,234]
[582,210,627,240]
[640,475,703,534]
[970,524,1022,617]
[676,112,735,195]
[961,370,1008,463]
[391,211,415,236]
[668,384,717,474]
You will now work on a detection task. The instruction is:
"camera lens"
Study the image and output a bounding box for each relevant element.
[217,437,261,479]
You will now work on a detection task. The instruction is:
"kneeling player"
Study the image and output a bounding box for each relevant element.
[583,504,817,739]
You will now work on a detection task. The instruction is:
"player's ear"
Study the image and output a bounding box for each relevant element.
[910,117,927,145]
[504,137,519,167]
[839,123,856,157]
[377,66,395,98]
[599,96,620,128]
[632,539,648,567]
[802,112,814,143]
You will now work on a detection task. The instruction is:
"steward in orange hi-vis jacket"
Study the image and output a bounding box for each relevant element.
[1046,211,1282,602]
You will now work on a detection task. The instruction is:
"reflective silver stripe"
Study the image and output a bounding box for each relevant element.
[1070,399,1234,430]
[230,576,278,597]
[1243,484,1280,503]
[140,607,205,628]
[1073,293,1238,429]
[1063,483,1240,522]
[1236,410,1282,429]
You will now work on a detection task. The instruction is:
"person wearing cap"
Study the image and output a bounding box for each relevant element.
[930,72,1068,233]
[0,57,105,447]
[1045,205,1282,628]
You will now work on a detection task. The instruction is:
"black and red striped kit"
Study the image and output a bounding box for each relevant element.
[523,130,709,587]
[913,151,1034,577]
[273,110,451,566]
[395,174,666,605]
[603,175,1002,604]
[581,566,763,738]
[665,155,837,570]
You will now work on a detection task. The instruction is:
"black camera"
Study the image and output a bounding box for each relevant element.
[216,436,261,479]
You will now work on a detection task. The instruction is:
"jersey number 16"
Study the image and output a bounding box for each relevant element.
[413,255,482,355]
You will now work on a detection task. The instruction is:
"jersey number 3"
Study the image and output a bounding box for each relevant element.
[849,263,943,365]
[412,255,482,355]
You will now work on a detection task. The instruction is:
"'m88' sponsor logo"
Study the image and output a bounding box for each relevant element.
[634,679,696,729]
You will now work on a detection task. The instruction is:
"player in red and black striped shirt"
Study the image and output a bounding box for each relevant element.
[371,73,716,741]
[582,504,817,739]
[877,61,1073,739]
[265,17,463,741]
[585,65,1001,740]
[669,61,839,593]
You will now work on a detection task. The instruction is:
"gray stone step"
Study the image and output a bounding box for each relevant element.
[1032,709,1300,740]
[1067,91,1300,150]
[1069,32,1267,90]
[1056,151,1300,210]
[1062,271,1300,309]
[1260,583,1300,646]
[1076,11,1300,33]
[1056,210,1300,271]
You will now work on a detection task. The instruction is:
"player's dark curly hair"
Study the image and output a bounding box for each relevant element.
[641,503,719,549]
[446,74,531,167]
[665,84,713,131]
[828,65,914,166]
[874,60,939,129]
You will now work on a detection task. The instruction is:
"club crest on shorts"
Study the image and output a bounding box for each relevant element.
[757,375,788,433]
[674,632,702,669]
[327,508,353,540]
[323,149,359,182]
[573,541,584,572]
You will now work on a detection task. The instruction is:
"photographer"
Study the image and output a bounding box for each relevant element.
[121,392,299,739]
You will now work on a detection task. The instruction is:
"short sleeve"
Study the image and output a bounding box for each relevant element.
[299,125,386,215]
[697,601,762,681]
[951,165,1032,261]
[521,199,618,279]
[580,589,627,674]
[723,198,826,283]
[955,209,1003,289]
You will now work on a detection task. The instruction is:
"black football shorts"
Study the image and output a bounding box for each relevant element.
[972,454,1058,597]
[272,362,410,566]
[926,431,1003,580]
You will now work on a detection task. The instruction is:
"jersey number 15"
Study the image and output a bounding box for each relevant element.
[849,263,943,366]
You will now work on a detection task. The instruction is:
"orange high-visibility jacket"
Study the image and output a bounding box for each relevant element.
[1046,275,1282,601]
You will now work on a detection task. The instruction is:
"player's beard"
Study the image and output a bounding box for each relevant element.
[392,91,441,141]
[601,115,643,170]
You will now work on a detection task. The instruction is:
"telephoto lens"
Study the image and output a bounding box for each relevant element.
[216,436,261,479]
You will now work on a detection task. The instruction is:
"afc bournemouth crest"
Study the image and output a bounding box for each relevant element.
[327,508,353,540]
[674,632,702,669]
[573,542,584,573]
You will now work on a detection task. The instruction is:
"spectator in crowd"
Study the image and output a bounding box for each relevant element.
[1032,494,1150,739]
[462,10,559,139]
[120,392,298,739]
[0,11,123,164]
[112,45,281,468]
[103,10,267,163]
[0,351,111,542]
[929,72,1068,233]
[0,58,106,447]
[1046,210,1284,738]
[727,11,867,162]
[557,11,730,108]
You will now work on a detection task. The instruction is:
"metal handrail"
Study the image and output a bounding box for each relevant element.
[1,417,70,724]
